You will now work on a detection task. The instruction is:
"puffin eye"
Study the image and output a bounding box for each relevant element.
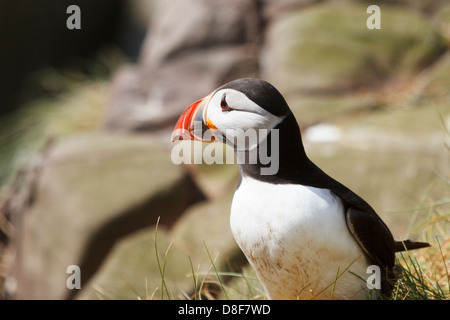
[220,94,231,112]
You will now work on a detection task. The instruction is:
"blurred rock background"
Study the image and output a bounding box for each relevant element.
[0,0,449,299]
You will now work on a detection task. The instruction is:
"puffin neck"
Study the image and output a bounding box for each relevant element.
[237,113,310,184]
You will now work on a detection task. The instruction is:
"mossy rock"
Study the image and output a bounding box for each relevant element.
[14,132,205,299]
[262,2,446,94]
[171,190,242,271]
[421,52,450,100]
[78,227,195,300]
[79,191,246,300]
[433,3,450,43]
[286,92,379,126]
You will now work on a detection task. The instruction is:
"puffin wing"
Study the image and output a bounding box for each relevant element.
[345,206,396,269]
[304,161,397,268]
[303,161,429,268]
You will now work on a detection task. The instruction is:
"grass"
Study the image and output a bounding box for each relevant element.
[144,219,448,300]
[390,238,449,300]
[154,217,173,300]
[141,217,264,300]
[389,167,449,300]
[388,160,449,300]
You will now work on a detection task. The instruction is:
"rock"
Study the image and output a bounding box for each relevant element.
[287,92,380,127]
[104,0,261,132]
[10,132,205,299]
[171,191,243,272]
[421,52,450,100]
[117,0,160,59]
[261,3,446,95]
[365,0,449,13]
[105,47,259,132]
[78,191,245,300]
[260,0,319,21]
[77,226,195,300]
[140,0,260,68]
[433,3,450,42]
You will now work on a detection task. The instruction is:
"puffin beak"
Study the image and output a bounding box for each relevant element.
[171,94,216,142]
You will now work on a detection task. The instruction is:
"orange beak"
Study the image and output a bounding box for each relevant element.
[171,94,216,142]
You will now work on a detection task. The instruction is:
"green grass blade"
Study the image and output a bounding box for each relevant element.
[203,241,229,300]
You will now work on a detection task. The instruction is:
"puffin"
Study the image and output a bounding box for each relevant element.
[171,78,429,300]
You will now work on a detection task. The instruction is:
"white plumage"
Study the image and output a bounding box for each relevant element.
[231,176,371,300]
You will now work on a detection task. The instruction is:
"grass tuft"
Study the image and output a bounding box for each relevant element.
[390,238,449,300]
[154,217,174,300]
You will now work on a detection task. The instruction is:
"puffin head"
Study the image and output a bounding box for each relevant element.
[171,78,292,151]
